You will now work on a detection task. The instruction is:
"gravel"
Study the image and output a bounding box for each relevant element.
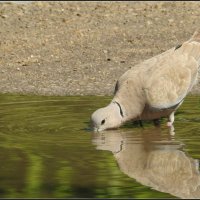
[0,1,200,96]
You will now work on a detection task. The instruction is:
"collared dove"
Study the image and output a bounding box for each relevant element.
[91,31,200,132]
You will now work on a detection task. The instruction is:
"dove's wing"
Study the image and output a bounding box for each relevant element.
[144,42,200,110]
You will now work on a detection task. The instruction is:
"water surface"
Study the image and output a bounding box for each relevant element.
[0,94,199,198]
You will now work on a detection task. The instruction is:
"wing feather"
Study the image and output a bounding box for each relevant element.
[144,49,199,109]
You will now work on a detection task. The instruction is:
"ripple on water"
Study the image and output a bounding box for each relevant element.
[0,94,199,198]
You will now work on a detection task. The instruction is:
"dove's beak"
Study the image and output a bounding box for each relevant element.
[90,120,98,132]
[93,127,98,132]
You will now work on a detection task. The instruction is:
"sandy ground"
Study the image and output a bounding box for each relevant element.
[0,1,200,96]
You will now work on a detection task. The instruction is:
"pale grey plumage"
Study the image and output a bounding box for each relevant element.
[91,30,200,131]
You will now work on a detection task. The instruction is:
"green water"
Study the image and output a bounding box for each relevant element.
[0,94,199,198]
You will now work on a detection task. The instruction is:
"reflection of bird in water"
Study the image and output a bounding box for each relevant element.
[92,128,200,199]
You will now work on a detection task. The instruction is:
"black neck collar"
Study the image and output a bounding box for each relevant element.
[113,101,124,117]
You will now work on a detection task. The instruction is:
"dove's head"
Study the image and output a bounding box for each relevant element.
[91,102,124,132]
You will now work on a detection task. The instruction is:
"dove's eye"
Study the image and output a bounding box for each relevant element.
[101,119,105,125]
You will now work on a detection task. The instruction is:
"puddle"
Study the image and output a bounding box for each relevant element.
[0,94,199,198]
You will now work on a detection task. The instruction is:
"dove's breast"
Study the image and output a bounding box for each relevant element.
[137,100,183,121]
[139,105,175,121]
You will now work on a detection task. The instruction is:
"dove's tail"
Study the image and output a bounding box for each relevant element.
[176,30,200,62]
[188,30,200,43]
